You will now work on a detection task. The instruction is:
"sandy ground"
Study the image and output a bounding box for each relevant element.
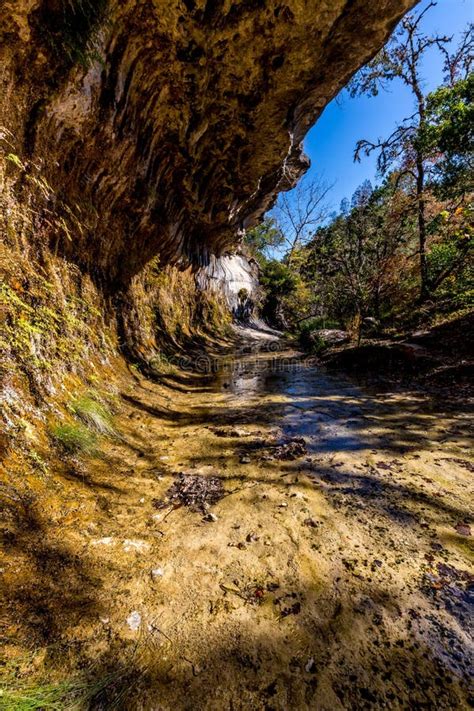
[1,347,473,710]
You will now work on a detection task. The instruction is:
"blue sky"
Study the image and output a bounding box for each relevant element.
[289,0,473,213]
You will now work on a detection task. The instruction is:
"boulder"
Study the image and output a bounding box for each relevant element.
[311,329,350,347]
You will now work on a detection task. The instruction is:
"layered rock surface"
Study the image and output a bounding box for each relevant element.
[196,253,260,320]
[1,0,416,282]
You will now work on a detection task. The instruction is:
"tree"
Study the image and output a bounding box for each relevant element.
[271,175,332,266]
[259,259,299,328]
[244,217,285,263]
[419,71,473,296]
[420,73,474,198]
[351,179,373,209]
[349,1,453,301]
[303,180,411,328]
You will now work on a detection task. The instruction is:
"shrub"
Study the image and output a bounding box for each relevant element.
[298,321,328,354]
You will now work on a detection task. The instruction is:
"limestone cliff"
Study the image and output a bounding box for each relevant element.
[196,254,261,321]
[1,0,416,282]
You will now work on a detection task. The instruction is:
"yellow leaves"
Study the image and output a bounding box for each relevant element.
[57,217,72,242]
[5,153,26,171]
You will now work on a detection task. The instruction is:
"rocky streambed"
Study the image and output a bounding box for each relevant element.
[2,343,473,709]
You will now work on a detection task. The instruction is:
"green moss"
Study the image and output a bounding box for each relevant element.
[27,450,49,475]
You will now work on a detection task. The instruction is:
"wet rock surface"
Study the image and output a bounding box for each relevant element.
[2,346,472,708]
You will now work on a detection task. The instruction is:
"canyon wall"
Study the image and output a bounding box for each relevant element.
[196,254,261,321]
[1,0,416,283]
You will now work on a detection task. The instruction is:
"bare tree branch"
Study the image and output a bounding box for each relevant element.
[272,176,333,264]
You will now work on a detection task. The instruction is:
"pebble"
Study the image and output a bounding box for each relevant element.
[203,512,218,522]
[151,567,164,580]
[123,539,150,553]
[126,611,141,631]
[92,537,114,546]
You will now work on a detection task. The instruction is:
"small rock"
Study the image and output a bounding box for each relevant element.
[123,539,150,553]
[278,502,288,509]
[303,518,318,528]
[151,567,164,580]
[455,522,471,536]
[92,537,114,546]
[203,512,218,522]
[305,657,316,673]
[246,532,259,543]
[126,611,142,631]
[240,455,251,464]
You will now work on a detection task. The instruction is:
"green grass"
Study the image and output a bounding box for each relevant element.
[0,673,128,711]
[69,394,115,436]
[0,660,139,711]
[0,680,78,710]
[50,392,117,457]
[50,422,98,456]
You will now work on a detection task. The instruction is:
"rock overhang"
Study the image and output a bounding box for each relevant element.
[1,0,418,282]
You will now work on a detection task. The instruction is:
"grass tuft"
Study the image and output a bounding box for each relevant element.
[69,394,115,436]
[0,654,138,711]
[50,422,98,456]
[0,680,76,710]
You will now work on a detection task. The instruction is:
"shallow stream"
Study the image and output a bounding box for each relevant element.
[3,341,473,709]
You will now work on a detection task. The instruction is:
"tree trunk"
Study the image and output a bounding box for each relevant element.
[416,158,429,302]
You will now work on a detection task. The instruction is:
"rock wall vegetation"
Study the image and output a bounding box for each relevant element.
[0,1,416,470]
